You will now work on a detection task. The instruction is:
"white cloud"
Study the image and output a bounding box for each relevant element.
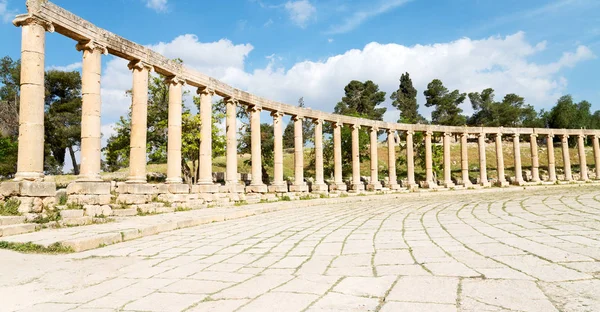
[264,18,274,27]
[146,0,168,13]
[0,0,17,23]
[97,31,594,149]
[326,0,411,34]
[284,0,316,28]
[47,62,82,72]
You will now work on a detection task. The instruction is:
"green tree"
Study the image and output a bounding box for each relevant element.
[238,121,274,183]
[468,89,541,127]
[424,79,466,126]
[0,56,20,137]
[0,136,17,178]
[547,95,594,130]
[390,72,425,124]
[283,97,314,149]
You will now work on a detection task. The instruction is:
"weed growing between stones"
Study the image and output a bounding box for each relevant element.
[0,241,73,254]
[281,195,292,201]
[66,202,84,210]
[299,195,312,200]
[175,207,192,212]
[30,210,61,224]
[57,194,67,205]
[0,199,20,216]
[234,201,248,206]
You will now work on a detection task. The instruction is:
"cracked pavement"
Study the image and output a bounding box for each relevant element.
[2,186,600,312]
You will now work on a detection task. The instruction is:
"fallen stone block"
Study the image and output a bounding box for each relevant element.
[16,197,34,214]
[0,182,20,197]
[20,181,56,197]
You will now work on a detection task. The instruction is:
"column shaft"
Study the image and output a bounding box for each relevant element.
[290,116,308,192]
[461,133,471,186]
[594,135,600,180]
[77,41,105,181]
[14,17,52,181]
[197,88,214,185]
[368,127,382,190]
[249,106,264,187]
[513,135,524,185]
[269,111,285,191]
[387,130,399,189]
[351,125,364,191]
[406,131,417,189]
[478,133,490,186]
[165,77,184,184]
[225,99,239,186]
[547,135,557,182]
[578,135,588,181]
[312,119,327,191]
[561,135,573,181]
[495,133,508,186]
[530,134,540,182]
[127,60,152,183]
[331,122,346,191]
[443,132,454,187]
[425,131,436,188]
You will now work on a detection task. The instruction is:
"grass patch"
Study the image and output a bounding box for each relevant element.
[0,199,20,216]
[0,241,73,254]
[299,195,312,200]
[66,202,84,210]
[234,201,248,206]
[175,207,192,212]
[30,210,61,224]
[280,195,292,201]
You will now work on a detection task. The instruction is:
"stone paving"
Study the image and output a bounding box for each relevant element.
[2,186,600,312]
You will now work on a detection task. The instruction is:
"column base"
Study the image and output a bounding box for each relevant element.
[246,184,268,193]
[329,183,347,192]
[221,183,246,193]
[289,184,309,192]
[76,174,103,182]
[404,182,419,191]
[512,180,526,186]
[166,177,183,184]
[366,182,383,191]
[423,181,438,189]
[310,183,329,192]
[495,181,510,187]
[462,181,473,187]
[268,184,289,193]
[14,172,44,182]
[387,183,401,190]
[480,182,492,188]
[191,184,220,193]
[168,184,190,194]
[443,181,455,188]
[349,183,365,192]
[126,176,147,184]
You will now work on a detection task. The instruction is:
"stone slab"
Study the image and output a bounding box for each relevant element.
[268,184,289,193]
[191,184,220,194]
[0,182,21,196]
[167,184,190,194]
[0,216,26,226]
[66,182,111,195]
[329,183,347,191]
[0,223,37,237]
[60,209,84,218]
[246,184,268,193]
[19,181,56,197]
[289,184,309,192]
[310,183,329,192]
[117,184,157,195]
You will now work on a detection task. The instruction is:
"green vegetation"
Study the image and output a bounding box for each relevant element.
[0,198,20,216]
[0,241,73,254]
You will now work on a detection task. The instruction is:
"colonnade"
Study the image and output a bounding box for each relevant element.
[11,4,600,195]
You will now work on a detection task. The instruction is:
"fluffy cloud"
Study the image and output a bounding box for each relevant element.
[91,31,593,147]
[146,0,168,13]
[284,0,316,28]
[0,0,17,23]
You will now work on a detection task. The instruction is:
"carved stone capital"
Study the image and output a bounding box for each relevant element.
[224,97,239,106]
[513,133,520,139]
[547,133,555,139]
[594,135,599,140]
[461,133,468,138]
[13,14,54,32]
[127,60,153,72]
[165,75,186,87]
[197,87,215,96]
[530,133,538,138]
[247,105,262,113]
[292,115,304,122]
[561,134,569,141]
[405,130,414,136]
[352,124,361,130]
[312,118,323,126]
[371,126,379,133]
[444,132,452,137]
[478,132,486,138]
[425,130,433,136]
[578,134,586,139]
[333,121,343,129]
[496,133,503,139]
[76,39,108,55]
[270,110,284,118]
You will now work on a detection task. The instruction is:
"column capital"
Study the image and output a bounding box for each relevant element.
[197,87,215,96]
[224,97,239,105]
[530,133,538,138]
[444,132,452,137]
[461,132,468,138]
[387,129,397,135]
[247,105,262,113]
[578,134,586,139]
[127,60,153,72]
[561,134,570,140]
[291,115,304,122]
[425,130,433,136]
[478,132,486,138]
[593,134,599,140]
[312,118,323,125]
[76,39,108,55]
[513,133,520,139]
[270,110,284,118]
[165,75,186,86]
[548,133,555,139]
[351,124,361,130]
[13,14,54,32]
[371,126,379,133]
[495,133,503,139]
[333,121,343,129]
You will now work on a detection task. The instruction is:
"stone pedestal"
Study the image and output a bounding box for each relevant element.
[268,184,289,193]
[246,184,268,193]
[66,181,111,195]
[310,183,329,192]
[329,183,347,192]
[221,183,245,193]
[367,182,383,191]
[349,183,365,192]
[289,184,309,192]
[495,181,510,187]
[191,184,220,194]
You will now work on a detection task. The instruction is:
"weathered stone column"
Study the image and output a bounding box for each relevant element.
[165,76,184,184]
[350,124,364,191]
[290,116,308,192]
[495,133,508,186]
[561,135,573,181]
[424,131,436,188]
[547,134,557,182]
[478,133,490,187]
[530,134,540,183]
[127,60,153,184]
[513,134,524,185]
[386,129,400,190]
[224,98,243,192]
[268,111,287,193]
[578,134,589,181]
[196,87,218,191]
[246,105,267,193]
[312,119,328,192]
[443,132,455,188]
[405,131,417,190]
[13,16,54,181]
[76,40,107,182]
[461,133,472,187]
[330,122,347,191]
[594,135,600,180]
[368,127,382,191]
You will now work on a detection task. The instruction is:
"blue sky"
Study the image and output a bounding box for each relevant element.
[1,0,599,131]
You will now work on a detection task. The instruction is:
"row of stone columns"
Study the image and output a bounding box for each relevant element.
[11,15,600,191]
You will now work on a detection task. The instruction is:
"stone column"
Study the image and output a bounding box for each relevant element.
[350,124,364,191]
[405,131,417,190]
[461,133,472,187]
[368,127,382,191]
[386,130,400,190]
[13,16,54,181]
[478,133,490,187]
[268,111,287,193]
[594,135,600,180]
[495,133,508,186]
[196,87,217,191]
[127,60,153,184]
[312,119,328,192]
[578,135,589,181]
[246,105,267,193]
[547,134,557,182]
[330,122,347,191]
[561,135,573,181]
[530,134,540,183]
[76,40,107,182]
[443,132,455,188]
[290,116,308,192]
[224,98,243,192]
[513,134,524,185]
[165,76,184,184]
[424,131,436,188]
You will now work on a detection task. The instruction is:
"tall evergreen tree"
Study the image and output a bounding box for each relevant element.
[390,72,425,124]
[424,79,467,126]
[283,97,314,149]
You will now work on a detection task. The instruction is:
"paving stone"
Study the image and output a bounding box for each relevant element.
[333,276,396,298]
[380,302,456,312]
[307,292,380,311]
[123,292,205,312]
[237,292,318,312]
[387,276,458,304]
